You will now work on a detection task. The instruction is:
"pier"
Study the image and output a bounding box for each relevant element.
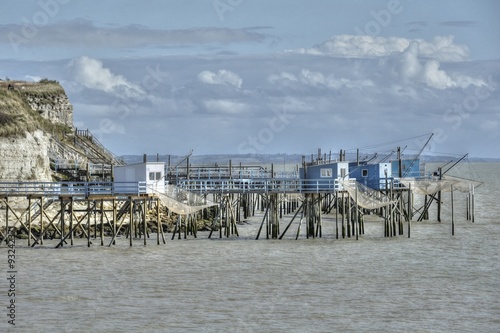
[0,160,479,248]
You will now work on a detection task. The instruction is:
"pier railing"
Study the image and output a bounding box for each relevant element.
[0,178,356,197]
[0,181,147,197]
[176,178,349,194]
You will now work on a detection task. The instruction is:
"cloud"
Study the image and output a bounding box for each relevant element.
[0,19,268,49]
[269,69,373,90]
[397,41,485,89]
[203,99,249,114]
[5,48,498,157]
[268,72,299,85]
[68,56,145,99]
[291,34,469,62]
[198,70,242,88]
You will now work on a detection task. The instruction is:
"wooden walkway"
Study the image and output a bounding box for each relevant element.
[0,176,472,247]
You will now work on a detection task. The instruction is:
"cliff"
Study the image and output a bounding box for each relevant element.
[0,79,119,182]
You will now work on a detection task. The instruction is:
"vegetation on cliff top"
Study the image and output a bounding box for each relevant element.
[0,80,71,138]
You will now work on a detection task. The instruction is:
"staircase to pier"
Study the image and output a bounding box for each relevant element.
[49,129,124,181]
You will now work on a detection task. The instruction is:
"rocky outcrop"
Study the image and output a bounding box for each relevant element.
[24,93,73,128]
[0,130,52,181]
[0,80,121,182]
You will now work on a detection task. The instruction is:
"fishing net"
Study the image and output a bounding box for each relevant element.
[397,178,455,195]
[149,184,217,215]
[442,175,483,193]
[396,177,479,195]
[341,180,397,210]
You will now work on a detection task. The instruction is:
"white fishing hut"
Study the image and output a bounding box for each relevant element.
[113,162,165,194]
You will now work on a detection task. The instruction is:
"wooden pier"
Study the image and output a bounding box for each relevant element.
[0,172,477,249]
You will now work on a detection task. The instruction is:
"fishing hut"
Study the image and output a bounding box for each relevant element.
[113,161,166,194]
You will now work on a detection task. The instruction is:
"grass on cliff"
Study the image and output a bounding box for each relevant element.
[0,83,71,138]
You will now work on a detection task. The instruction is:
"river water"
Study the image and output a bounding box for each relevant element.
[2,163,499,332]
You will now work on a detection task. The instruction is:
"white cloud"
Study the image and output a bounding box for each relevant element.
[398,41,485,89]
[198,70,242,88]
[269,69,373,90]
[268,72,298,85]
[292,34,469,62]
[300,69,327,86]
[204,99,249,114]
[69,56,146,99]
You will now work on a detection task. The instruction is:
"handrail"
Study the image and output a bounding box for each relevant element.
[0,178,357,197]
[176,178,353,194]
[74,128,124,166]
[0,181,146,196]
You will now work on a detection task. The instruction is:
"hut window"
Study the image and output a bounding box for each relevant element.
[321,168,332,177]
[149,172,155,181]
[362,169,368,177]
[156,172,162,180]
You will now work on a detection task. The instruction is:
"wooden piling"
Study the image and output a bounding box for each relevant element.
[40,196,44,245]
[60,197,65,247]
[451,185,455,236]
[87,199,91,247]
[143,199,147,246]
[100,199,104,246]
[335,193,339,239]
[129,197,133,246]
[112,198,116,246]
[4,196,8,242]
[408,185,411,238]
[70,196,74,246]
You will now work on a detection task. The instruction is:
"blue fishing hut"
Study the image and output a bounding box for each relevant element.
[348,162,394,190]
[299,161,350,191]
[348,159,421,190]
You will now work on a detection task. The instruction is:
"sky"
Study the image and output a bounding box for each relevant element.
[0,0,499,158]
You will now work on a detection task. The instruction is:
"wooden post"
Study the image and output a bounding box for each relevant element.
[40,197,44,246]
[270,194,279,239]
[341,191,345,238]
[279,201,304,239]
[451,185,455,236]
[355,187,358,241]
[87,199,91,247]
[5,196,8,242]
[466,191,470,221]
[70,196,74,246]
[100,199,104,246]
[60,197,65,247]
[255,206,269,240]
[471,185,475,223]
[129,197,133,246]
[437,167,442,222]
[317,195,322,238]
[112,199,116,245]
[94,202,97,239]
[335,192,339,239]
[143,199,147,246]
[347,192,351,237]
[156,198,160,245]
[28,196,32,246]
[295,209,304,240]
[408,185,411,238]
